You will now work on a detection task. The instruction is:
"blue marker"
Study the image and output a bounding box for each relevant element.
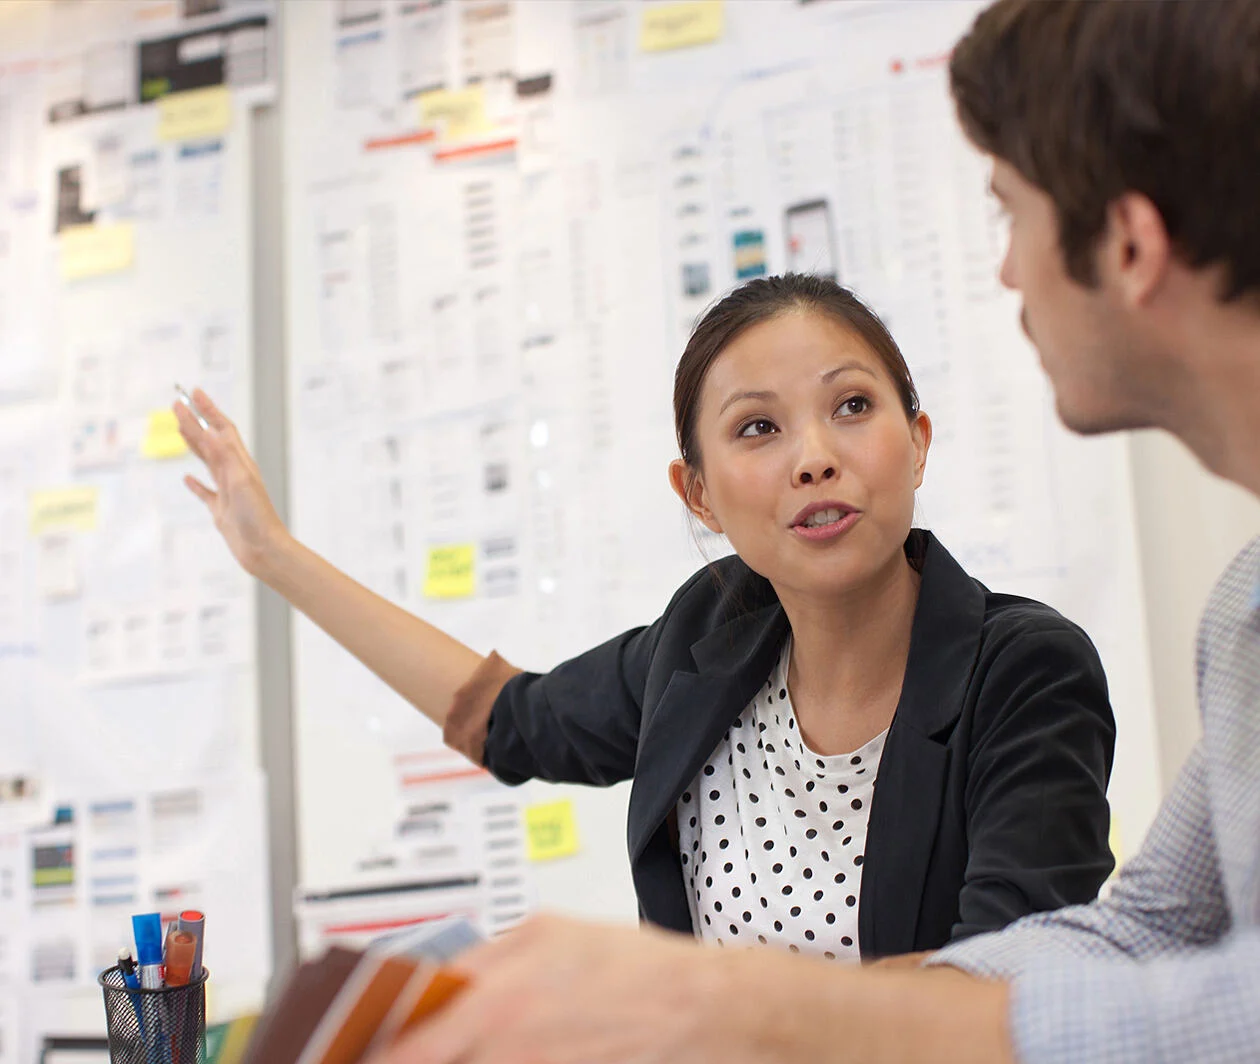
[131,913,164,989]
[133,913,172,1064]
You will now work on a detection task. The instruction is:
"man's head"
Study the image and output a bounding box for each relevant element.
[951,0,1260,438]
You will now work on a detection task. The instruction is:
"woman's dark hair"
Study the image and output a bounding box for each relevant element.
[673,274,920,470]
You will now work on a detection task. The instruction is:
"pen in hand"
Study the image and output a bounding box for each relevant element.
[174,384,211,431]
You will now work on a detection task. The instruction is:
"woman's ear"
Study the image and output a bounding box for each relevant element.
[911,411,932,489]
[668,459,724,534]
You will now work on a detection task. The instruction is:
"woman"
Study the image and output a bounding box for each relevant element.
[176,274,1115,961]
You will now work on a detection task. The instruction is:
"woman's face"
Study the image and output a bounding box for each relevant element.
[671,309,931,599]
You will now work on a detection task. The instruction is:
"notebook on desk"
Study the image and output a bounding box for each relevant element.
[241,917,478,1064]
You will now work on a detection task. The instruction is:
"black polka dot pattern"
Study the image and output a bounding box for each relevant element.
[676,638,886,965]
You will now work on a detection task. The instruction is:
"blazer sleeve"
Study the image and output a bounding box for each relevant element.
[444,566,714,788]
[952,618,1117,941]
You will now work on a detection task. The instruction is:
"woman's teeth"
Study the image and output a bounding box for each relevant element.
[803,508,844,528]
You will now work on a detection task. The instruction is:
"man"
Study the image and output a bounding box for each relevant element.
[374,2,1260,1060]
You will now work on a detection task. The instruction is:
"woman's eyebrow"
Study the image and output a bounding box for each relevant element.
[718,389,775,416]
[717,363,878,416]
[821,361,878,384]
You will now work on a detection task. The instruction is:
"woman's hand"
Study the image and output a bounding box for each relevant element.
[173,388,288,579]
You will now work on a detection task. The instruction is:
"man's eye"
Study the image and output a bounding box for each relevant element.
[738,418,777,437]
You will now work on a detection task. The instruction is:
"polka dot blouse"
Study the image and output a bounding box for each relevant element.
[677,639,887,960]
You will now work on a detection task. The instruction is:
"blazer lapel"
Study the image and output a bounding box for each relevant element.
[859,730,949,956]
[627,603,789,864]
[859,531,985,957]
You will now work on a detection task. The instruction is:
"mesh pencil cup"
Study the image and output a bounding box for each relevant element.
[99,964,209,1064]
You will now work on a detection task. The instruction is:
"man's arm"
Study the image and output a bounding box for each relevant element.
[369,914,1016,1064]
[930,742,1229,978]
[1005,928,1260,1064]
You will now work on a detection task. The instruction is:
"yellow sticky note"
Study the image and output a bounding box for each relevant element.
[157,85,232,142]
[141,409,189,459]
[59,223,134,280]
[29,487,99,536]
[525,799,580,862]
[640,0,723,52]
[418,85,490,141]
[423,544,475,599]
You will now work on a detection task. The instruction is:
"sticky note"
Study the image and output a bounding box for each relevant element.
[29,487,98,536]
[525,799,580,862]
[59,223,134,280]
[423,544,475,599]
[640,0,723,52]
[418,85,490,141]
[157,85,232,142]
[141,409,189,459]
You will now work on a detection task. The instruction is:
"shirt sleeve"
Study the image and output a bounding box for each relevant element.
[930,741,1230,975]
[1008,928,1260,1064]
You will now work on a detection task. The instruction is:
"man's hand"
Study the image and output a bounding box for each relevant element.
[367,914,794,1064]
[366,913,1016,1064]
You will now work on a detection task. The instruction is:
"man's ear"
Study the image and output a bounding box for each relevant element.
[1102,191,1172,307]
[910,411,932,489]
[668,459,723,534]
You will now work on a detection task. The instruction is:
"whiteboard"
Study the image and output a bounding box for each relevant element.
[0,1,276,1055]
[281,0,1160,929]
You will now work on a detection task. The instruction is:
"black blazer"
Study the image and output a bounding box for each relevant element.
[481,530,1116,958]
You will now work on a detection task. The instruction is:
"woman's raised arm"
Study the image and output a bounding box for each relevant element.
[173,388,485,729]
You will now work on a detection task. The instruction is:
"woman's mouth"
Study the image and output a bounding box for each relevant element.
[791,506,861,541]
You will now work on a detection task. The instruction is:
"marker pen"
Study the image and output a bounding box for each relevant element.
[174,384,211,431]
[163,931,196,987]
[132,912,164,990]
[176,910,205,980]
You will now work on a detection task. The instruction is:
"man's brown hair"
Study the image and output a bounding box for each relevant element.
[950,0,1260,301]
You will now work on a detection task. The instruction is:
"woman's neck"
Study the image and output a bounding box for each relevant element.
[777,547,921,756]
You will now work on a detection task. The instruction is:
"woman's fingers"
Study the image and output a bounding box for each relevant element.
[192,387,241,442]
[183,474,218,505]
[173,399,212,459]
[175,393,248,482]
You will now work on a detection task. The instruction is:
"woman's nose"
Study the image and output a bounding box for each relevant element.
[794,423,841,486]
[797,464,837,486]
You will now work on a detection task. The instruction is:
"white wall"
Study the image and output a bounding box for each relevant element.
[1130,432,1260,795]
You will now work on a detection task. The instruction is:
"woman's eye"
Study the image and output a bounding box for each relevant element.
[836,395,871,417]
[738,418,777,438]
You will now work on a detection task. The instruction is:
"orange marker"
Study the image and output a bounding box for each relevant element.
[163,931,197,987]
